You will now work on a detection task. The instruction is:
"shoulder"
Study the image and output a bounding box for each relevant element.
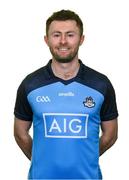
[83,64,109,82]
[25,64,50,82]
[80,63,113,96]
[18,64,50,95]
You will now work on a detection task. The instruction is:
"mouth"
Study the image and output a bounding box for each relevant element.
[58,47,70,53]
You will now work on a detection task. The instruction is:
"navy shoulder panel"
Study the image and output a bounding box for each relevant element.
[77,63,118,121]
[77,63,111,97]
[21,62,56,96]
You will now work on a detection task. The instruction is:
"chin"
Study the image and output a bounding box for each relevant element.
[56,58,73,63]
[54,55,75,63]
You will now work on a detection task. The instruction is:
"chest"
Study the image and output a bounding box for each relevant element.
[27,82,104,138]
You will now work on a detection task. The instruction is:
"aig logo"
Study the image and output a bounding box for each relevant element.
[43,113,89,138]
[36,96,51,102]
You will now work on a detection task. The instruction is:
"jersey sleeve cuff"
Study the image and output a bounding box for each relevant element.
[101,112,119,121]
[14,111,32,121]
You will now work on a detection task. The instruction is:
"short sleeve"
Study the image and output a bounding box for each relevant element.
[14,80,33,121]
[100,78,118,121]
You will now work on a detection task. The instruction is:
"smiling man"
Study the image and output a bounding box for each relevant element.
[45,19,84,64]
[14,10,118,179]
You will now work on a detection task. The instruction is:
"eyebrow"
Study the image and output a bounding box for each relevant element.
[52,31,76,34]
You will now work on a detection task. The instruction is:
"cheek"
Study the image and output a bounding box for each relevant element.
[70,41,81,49]
[48,39,60,47]
[69,38,81,45]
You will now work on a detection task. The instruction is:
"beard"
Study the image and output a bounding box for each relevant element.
[49,46,79,63]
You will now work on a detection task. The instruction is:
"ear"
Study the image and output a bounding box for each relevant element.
[80,35,85,46]
[44,35,49,46]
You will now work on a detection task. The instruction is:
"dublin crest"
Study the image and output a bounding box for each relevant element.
[83,96,95,108]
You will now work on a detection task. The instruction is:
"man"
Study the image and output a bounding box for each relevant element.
[14,9,118,179]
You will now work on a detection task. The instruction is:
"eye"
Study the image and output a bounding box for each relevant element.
[53,33,60,37]
[67,33,74,37]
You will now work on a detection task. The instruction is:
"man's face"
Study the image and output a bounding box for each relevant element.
[44,20,84,63]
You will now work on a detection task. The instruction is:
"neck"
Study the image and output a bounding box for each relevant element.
[51,59,80,80]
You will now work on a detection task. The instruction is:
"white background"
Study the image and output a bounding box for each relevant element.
[0,0,129,179]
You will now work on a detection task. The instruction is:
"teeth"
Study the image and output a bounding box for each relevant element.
[59,48,68,51]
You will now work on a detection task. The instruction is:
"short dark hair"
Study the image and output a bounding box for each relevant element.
[46,9,83,36]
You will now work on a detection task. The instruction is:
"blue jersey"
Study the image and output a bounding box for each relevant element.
[14,60,118,179]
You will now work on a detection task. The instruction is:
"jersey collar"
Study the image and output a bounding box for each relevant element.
[46,59,84,85]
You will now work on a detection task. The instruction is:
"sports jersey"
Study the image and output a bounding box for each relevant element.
[14,60,118,179]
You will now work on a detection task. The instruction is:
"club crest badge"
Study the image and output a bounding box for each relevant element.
[83,96,95,108]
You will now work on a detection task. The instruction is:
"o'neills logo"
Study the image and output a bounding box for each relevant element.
[58,92,75,96]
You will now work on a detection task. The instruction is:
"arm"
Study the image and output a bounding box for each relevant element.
[14,118,32,160]
[99,118,118,156]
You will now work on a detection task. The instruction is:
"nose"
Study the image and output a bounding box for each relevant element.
[60,34,67,44]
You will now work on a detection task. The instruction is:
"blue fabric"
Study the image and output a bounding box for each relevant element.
[27,81,103,179]
[14,60,118,179]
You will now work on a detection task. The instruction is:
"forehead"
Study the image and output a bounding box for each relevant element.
[48,20,79,33]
